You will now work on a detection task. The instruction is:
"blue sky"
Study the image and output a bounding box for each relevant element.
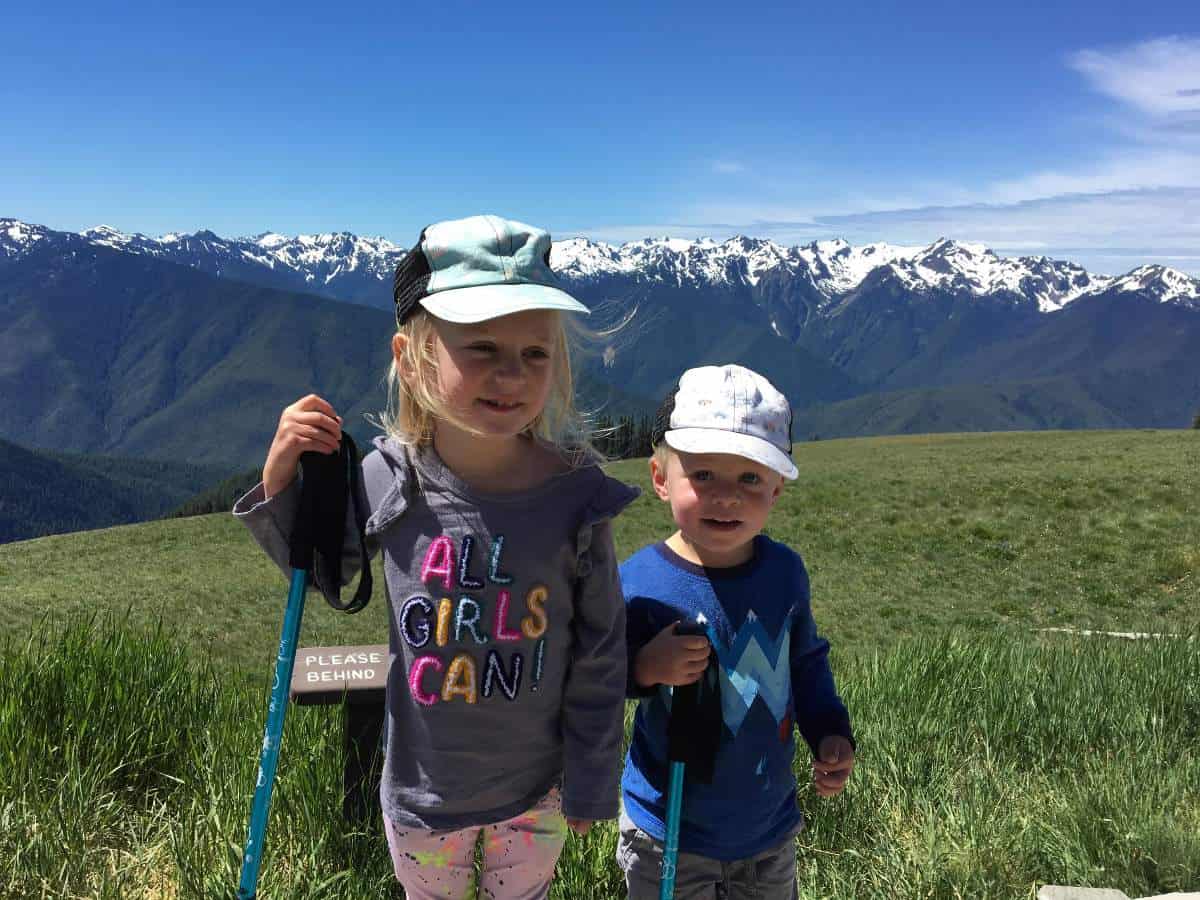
[3,1,1199,273]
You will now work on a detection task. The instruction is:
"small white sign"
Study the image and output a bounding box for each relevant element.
[290,644,389,702]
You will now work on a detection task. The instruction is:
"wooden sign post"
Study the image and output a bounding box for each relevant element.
[290,645,388,823]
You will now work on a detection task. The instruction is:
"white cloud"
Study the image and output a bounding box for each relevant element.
[805,187,1200,256]
[711,160,746,174]
[1069,36,1200,117]
[983,150,1200,202]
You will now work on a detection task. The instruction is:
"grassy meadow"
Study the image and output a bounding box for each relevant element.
[1,429,1198,898]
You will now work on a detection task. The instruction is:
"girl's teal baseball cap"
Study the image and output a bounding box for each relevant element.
[392,214,590,325]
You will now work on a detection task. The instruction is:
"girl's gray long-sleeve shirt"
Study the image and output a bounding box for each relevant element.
[233,436,638,829]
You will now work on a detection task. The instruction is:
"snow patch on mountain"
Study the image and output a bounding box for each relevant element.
[874,238,1116,312]
[247,232,406,283]
[794,238,922,295]
[554,234,875,290]
[61,222,408,288]
[1,219,54,258]
[1105,265,1200,305]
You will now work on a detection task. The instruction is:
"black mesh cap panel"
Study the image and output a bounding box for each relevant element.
[393,232,432,325]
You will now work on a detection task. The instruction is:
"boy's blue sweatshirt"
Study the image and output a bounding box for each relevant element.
[620,537,853,860]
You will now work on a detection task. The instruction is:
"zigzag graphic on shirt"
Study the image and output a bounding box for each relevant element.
[709,610,792,736]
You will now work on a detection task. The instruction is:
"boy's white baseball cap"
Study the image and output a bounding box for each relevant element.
[392,214,590,325]
[660,364,798,480]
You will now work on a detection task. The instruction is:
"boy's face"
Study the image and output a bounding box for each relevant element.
[651,448,784,567]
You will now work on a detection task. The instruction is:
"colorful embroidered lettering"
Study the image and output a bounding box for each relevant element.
[409,655,443,706]
[435,597,452,647]
[457,535,485,591]
[454,597,488,644]
[400,595,433,649]
[493,589,522,642]
[531,637,545,692]
[441,653,478,704]
[420,535,456,591]
[521,584,549,639]
[482,648,523,700]
[487,535,513,584]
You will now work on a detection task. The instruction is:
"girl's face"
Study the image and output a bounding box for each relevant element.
[420,309,558,439]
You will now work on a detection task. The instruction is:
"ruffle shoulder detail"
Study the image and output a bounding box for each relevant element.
[362,436,412,536]
[575,470,640,577]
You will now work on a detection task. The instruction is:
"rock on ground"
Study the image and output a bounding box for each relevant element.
[1039,888,1200,900]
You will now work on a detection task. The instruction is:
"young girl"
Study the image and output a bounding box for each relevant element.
[234,215,638,900]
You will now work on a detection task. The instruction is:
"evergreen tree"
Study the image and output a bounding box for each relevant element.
[633,415,654,458]
[593,414,614,457]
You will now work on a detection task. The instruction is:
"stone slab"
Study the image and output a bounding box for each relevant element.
[1039,890,1200,900]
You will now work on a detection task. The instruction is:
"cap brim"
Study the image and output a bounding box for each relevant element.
[664,428,798,480]
[419,283,590,324]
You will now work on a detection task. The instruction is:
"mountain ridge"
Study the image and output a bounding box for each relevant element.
[2,218,1197,473]
[0,436,230,542]
[5,218,1197,313]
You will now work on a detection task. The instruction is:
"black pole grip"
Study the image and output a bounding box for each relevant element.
[665,621,721,784]
[288,440,349,575]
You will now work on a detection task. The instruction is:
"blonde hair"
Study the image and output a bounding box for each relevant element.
[376,309,598,465]
[652,442,672,470]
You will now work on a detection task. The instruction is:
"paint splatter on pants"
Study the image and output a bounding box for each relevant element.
[384,787,568,900]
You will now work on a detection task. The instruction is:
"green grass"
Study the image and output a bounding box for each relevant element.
[1,429,1198,898]
[3,430,1197,676]
[3,621,1196,899]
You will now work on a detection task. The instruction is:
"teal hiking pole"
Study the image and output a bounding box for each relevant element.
[237,566,308,899]
[659,751,686,900]
[659,619,719,900]
[236,434,372,899]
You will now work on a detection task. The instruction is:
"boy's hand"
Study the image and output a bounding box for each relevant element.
[263,394,342,498]
[633,622,711,687]
[566,817,593,836]
[812,735,855,797]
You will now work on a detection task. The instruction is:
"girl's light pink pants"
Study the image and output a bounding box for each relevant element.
[384,787,568,900]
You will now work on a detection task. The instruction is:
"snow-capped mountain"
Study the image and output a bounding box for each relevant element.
[79,223,407,280]
[88,224,408,307]
[2,218,1197,311]
[1102,264,1200,305]
[3,221,409,307]
[551,234,1161,312]
[1,219,61,260]
[3,217,1198,464]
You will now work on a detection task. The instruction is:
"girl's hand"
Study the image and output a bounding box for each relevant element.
[566,817,592,836]
[263,394,342,498]
[812,735,855,797]
[633,622,711,687]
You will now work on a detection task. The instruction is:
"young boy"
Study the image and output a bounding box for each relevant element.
[617,364,855,900]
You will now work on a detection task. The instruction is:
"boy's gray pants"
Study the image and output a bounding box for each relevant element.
[616,810,800,900]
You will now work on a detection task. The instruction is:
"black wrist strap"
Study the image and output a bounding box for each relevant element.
[288,433,373,614]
